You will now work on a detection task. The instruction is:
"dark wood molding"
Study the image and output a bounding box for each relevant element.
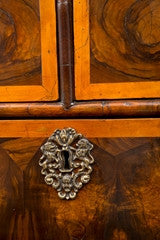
[56,0,74,108]
[0,100,159,118]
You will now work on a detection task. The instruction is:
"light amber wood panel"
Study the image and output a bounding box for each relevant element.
[40,0,58,101]
[0,0,58,102]
[74,0,160,100]
[0,119,159,137]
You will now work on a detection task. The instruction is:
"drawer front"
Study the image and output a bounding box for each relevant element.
[0,119,159,239]
[74,0,160,100]
[0,0,58,102]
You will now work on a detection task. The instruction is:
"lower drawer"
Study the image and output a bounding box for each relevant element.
[0,119,159,240]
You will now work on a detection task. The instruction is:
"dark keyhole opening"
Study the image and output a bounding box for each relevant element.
[62,150,70,170]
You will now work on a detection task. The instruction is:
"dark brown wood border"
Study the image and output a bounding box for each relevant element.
[56,0,74,108]
[0,100,159,118]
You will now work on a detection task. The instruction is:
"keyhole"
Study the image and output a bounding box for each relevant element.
[62,150,70,170]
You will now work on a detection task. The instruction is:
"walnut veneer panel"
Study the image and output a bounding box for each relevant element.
[74,0,160,100]
[0,0,58,102]
[0,136,160,239]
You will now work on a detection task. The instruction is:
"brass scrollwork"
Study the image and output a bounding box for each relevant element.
[39,128,94,200]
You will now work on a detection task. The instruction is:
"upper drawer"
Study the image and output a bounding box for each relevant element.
[0,0,58,102]
[74,0,160,100]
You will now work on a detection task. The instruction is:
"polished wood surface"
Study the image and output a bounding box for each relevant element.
[40,0,58,101]
[0,100,160,118]
[0,0,41,86]
[0,137,159,239]
[74,0,160,100]
[0,0,58,102]
[0,0,159,114]
[0,0,159,239]
[0,119,158,137]
[90,0,160,84]
[57,0,74,108]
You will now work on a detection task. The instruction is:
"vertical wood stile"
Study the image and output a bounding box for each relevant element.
[56,0,74,108]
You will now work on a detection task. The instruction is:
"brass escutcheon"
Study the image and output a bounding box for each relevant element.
[39,128,94,200]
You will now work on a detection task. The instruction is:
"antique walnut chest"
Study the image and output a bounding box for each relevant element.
[0,0,160,239]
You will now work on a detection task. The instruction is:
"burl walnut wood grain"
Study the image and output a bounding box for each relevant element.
[0,0,41,86]
[0,137,160,239]
[74,0,160,99]
[0,0,59,102]
[90,0,160,84]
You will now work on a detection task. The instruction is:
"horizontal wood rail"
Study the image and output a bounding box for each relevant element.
[0,100,159,118]
[0,119,159,137]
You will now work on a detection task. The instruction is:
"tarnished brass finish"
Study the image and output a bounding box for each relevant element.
[39,128,94,200]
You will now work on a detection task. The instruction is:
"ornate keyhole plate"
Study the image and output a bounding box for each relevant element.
[39,128,94,200]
